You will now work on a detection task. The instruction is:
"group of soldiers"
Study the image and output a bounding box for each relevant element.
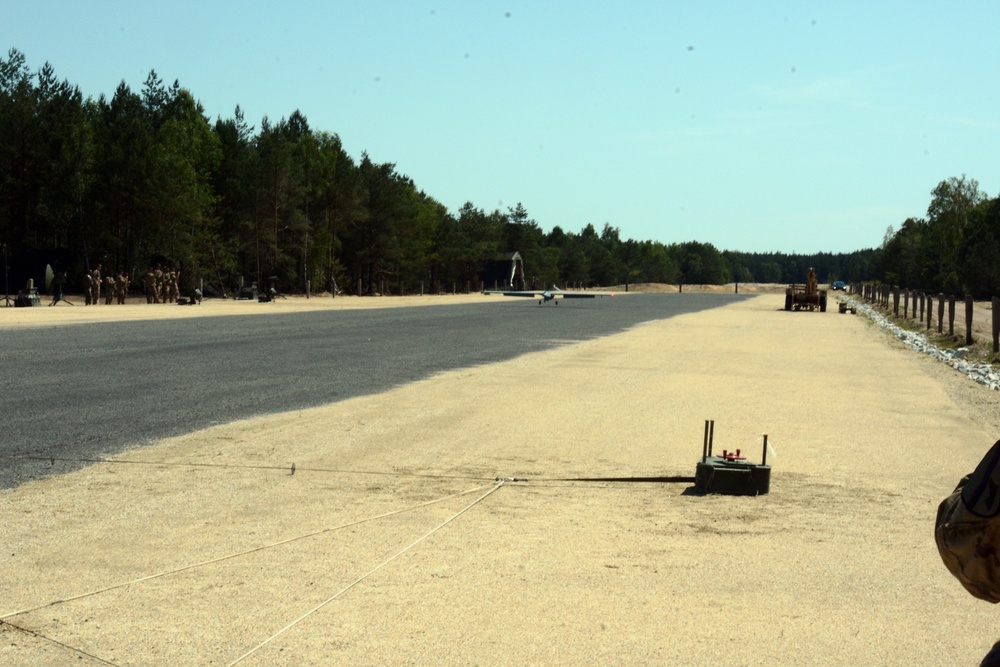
[81,264,181,305]
[142,265,182,304]
[82,264,130,305]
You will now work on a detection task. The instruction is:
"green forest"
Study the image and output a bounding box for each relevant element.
[2,48,993,298]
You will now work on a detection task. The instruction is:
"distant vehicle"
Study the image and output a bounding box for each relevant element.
[832,281,846,291]
[484,285,615,305]
[784,267,827,312]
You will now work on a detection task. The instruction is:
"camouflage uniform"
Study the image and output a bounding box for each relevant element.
[163,271,174,303]
[104,275,115,305]
[153,266,164,303]
[116,272,129,304]
[144,269,156,303]
[169,270,181,303]
[936,439,1000,666]
[89,265,102,305]
[95,265,103,305]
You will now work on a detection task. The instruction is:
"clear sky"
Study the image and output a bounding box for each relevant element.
[5,1,999,254]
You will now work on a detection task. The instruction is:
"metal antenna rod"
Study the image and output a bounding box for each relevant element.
[702,420,709,462]
[2,243,10,308]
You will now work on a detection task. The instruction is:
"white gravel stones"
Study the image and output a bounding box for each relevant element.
[845,296,1000,391]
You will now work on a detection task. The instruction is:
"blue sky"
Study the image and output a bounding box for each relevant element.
[5,1,999,254]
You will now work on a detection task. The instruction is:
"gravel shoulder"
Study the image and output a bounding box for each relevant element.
[3,293,1000,666]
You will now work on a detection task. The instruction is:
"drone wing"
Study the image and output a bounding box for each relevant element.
[550,286,615,299]
[483,290,545,298]
[483,287,615,301]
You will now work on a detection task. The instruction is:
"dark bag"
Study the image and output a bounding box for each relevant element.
[936,439,1000,603]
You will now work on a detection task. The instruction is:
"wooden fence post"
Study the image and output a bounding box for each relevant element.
[937,294,944,333]
[966,295,974,346]
[903,290,909,319]
[993,297,1000,354]
[948,295,956,337]
[927,293,933,330]
[893,288,900,317]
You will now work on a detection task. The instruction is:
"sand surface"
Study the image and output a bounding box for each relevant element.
[2,291,1000,666]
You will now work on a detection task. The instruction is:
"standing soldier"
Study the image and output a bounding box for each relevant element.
[144,268,156,303]
[161,270,171,303]
[116,271,129,304]
[104,274,116,305]
[90,264,102,305]
[165,270,174,303]
[153,264,164,304]
[169,269,181,303]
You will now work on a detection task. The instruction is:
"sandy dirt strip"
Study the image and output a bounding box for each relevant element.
[2,291,1000,666]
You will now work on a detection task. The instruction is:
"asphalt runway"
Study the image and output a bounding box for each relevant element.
[0,293,746,487]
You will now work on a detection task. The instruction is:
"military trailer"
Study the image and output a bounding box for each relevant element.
[784,267,827,312]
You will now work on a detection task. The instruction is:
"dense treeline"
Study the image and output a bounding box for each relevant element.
[877,175,1000,298]
[1,49,875,296]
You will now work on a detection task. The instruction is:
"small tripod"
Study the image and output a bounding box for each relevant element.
[49,272,73,306]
